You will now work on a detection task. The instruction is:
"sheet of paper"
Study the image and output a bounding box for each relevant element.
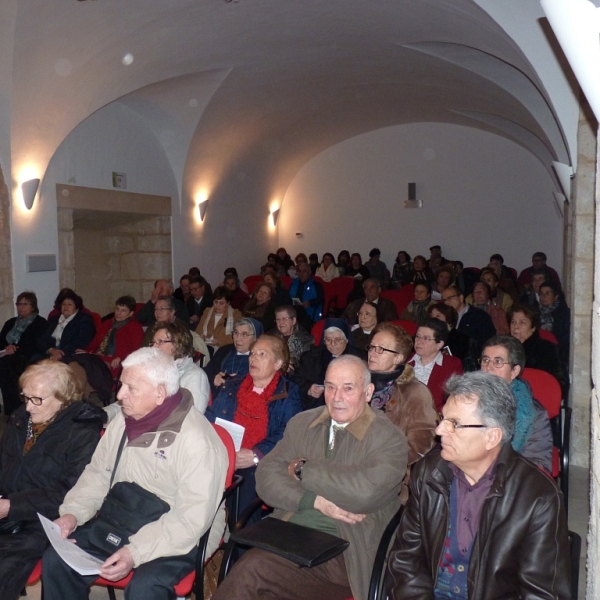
[215,418,245,451]
[38,513,104,575]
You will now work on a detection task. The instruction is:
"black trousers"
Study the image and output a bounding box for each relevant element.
[42,520,197,600]
[0,354,27,415]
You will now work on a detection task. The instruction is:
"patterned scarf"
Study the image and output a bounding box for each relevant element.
[24,413,59,454]
[539,300,559,332]
[234,372,281,450]
[6,313,37,345]
[370,366,404,409]
[97,317,131,355]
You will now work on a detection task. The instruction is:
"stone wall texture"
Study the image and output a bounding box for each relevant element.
[0,165,14,325]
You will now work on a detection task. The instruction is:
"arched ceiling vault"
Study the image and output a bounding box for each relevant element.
[7,0,574,204]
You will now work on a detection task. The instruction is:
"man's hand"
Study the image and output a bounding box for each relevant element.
[0,499,10,519]
[235,448,256,469]
[48,348,65,361]
[190,315,199,324]
[110,357,121,370]
[100,546,134,581]
[308,384,324,399]
[287,458,307,479]
[55,514,78,539]
[314,495,366,524]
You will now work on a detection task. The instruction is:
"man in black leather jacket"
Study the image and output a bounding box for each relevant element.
[386,371,570,600]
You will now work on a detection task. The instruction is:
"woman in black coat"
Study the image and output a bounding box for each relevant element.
[0,360,104,600]
[538,282,570,367]
[32,290,95,364]
[0,292,47,415]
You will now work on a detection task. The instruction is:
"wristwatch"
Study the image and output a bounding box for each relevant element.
[252,453,260,466]
[294,459,307,481]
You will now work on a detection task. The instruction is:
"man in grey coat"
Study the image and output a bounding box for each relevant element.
[213,354,408,600]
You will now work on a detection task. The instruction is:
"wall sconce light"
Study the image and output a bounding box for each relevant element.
[198,200,209,222]
[21,178,40,210]
[271,208,280,226]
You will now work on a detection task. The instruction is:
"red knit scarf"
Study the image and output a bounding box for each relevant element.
[124,391,183,442]
[234,372,281,450]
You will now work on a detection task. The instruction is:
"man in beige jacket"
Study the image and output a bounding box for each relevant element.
[42,347,228,600]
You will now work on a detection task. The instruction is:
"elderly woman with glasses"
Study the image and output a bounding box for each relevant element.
[0,292,48,415]
[292,318,365,410]
[407,318,463,413]
[141,296,187,347]
[479,335,553,473]
[0,360,104,600]
[367,322,437,468]
[271,305,314,369]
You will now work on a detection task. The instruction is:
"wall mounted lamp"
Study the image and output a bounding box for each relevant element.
[198,200,209,222]
[21,178,40,210]
[271,208,280,226]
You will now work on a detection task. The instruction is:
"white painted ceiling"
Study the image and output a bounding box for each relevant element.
[7,0,575,201]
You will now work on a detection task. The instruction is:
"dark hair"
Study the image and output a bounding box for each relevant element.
[396,251,411,263]
[372,322,413,360]
[61,290,84,311]
[53,288,76,311]
[224,267,238,277]
[337,250,350,264]
[267,253,278,262]
[427,302,458,329]
[369,247,381,258]
[263,272,282,287]
[351,252,363,264]
[483,335,526,371]
[322,252,335,263]
[189,276,207,288]
[152,320,193,360]
[179,274,190,284]
[429,245,441,252]
[414,280,432,295]
[419,318,448,344]
[358,300,381,324]
[309,253,319,262]
[275,305,297,318]
[473,281,492,299]
[480,268,499,284]
[115,295,137,313]
[295,253,308,264]
[17,291,38,313]
[507,303,540,331]
[539,281,559,296]
[188,267,201,277]
[453,260,463,270]
[532,252,547,261]
[413,254,427,267]
[489,254,504,264]
[213,286,232,303]
[437,266,454,282]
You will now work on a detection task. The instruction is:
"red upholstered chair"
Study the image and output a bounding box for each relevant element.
[26,558,43,586]
[538,328,559,344]
[329,276,355,312]
[90,312,102,334]
[380,286,414,316]
[280,275,292,290]
[520,368,570,511]
[243,275,264,295]
[311,320,326,345]
[391,320,417,336]
[508,267,518,279]
[134,303,145,315]
[95,423,242,600]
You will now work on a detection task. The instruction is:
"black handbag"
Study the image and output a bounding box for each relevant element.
[88,431,170,554]
[230,517,349,567]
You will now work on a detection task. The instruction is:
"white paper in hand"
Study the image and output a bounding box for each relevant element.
[38,513,104,575]
[215,418,245,451]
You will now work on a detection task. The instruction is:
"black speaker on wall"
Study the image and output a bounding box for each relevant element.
[408,183,416,200]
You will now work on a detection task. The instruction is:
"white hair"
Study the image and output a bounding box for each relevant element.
[121,347,180,396]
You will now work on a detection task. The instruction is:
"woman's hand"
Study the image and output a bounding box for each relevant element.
[3,345,17,355]
[214,372,227,387]
[0,499,10,519]
[308,384,324,398]
[235,448,257,469]
[47,348,65,361]
[110,357,121,370]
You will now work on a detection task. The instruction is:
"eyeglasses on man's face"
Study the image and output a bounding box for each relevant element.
[439,417,488,433]
[366,344,401,355]
[478,357,513,368]
[275,316,293,323]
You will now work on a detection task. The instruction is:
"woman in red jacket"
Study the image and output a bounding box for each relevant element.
[407,317,463,413]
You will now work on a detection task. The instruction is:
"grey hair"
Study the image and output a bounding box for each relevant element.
[483,335,526,372]
[326,355,371,391]
[234,318,258,338]
[122,347,180,396]
[444,372,516,443]
[155,295,176,311]
[363,277,381,289]
[324,326,348,341]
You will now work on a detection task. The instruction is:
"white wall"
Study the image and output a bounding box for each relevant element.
[279,122,563,276]
[11,102,179,315]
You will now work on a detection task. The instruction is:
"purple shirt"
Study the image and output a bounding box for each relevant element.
[449,457,500,553]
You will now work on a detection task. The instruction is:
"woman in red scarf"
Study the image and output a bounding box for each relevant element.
[206,335,302,518]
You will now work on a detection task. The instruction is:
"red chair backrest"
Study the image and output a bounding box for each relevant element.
[508,267,518,279]
[212,423,236,488]
[243,275,264,295]
[280,275,292,290]
[135,302,145,315]
[380,286,414,316]
[319,281,336,315]
[464,267,481,274]
[391,320,418,336]
[330,276,355,310]
[521,368,561,419]
[538,328,558,345]
[311,320,326,345]
[89,312,102,333]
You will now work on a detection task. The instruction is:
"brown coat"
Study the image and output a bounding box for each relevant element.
[196,308,242,348]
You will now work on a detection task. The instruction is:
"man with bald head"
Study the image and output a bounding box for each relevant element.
[135,279,189,326]
[214,355,408,600]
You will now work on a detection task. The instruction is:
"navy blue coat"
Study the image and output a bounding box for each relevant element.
[35,311,96,358]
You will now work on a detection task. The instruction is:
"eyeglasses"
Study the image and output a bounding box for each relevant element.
[478,357,513,368]
[16,302,32,307]
[440,417,488,433]
[414,334,435,342]
[275,317,293,323]
[20,394,51,406]
[366,344,401,355]
[442,294,460,303]
[324,337,346,345]
[152,338,173,346]
[154,307,173,312]
[233,330,252,338]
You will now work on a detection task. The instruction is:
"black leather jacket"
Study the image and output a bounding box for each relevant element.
[386,443,570,600]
